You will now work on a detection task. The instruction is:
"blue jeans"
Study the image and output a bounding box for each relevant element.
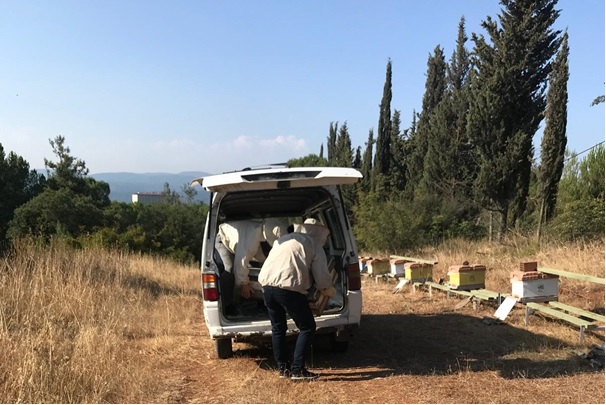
[262,286,316,372]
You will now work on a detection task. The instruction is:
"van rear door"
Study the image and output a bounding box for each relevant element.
[192,167,362,193]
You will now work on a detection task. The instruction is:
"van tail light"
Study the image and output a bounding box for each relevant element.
[202,273,219,301]
[347,263,361,291]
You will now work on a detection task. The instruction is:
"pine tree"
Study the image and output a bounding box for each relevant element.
[537,31,569,240]
[372,59,393,195]
[467,0,561,240]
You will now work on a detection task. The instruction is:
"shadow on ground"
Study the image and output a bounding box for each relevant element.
[238,313,600,380]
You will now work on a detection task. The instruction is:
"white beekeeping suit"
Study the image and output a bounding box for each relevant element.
[218,218,287,299]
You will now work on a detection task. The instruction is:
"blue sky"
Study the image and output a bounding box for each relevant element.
[1,0,604,175]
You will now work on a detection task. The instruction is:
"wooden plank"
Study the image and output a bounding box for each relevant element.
[548,301,605,323]
[425,281,450,291]
[390,255,438,265]
[526,302,594,328]
[538,267,605,285]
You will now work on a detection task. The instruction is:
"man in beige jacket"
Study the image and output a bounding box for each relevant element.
[258,218,336,380]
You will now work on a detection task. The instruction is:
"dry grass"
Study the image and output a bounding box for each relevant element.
[0,237,603,403]
[0,238,200,403]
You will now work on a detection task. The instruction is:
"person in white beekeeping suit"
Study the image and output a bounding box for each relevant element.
[214,218,287,315]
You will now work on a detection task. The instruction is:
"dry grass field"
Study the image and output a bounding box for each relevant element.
[0,237,604,403]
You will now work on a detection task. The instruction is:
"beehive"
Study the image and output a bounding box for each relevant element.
[447,264,486,290]
[366,258,390,275]
[358,256,372,272]
[404,262,433,282]
[510,269,559,302]
[390,258,406,276]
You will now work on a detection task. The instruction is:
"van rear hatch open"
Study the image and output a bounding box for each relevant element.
[192,167,362,193]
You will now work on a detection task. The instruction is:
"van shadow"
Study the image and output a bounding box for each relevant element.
[242,313,598,380]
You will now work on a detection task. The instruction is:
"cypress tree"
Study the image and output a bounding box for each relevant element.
[537,31,569,239]
[422,17,473,200]
[407,45,447,193]
[334,121,353,168]
[468,0,561,240]
[389,109,407,192]
[372,59,393,194]
[361,129,374,193]
[326,122,338,165]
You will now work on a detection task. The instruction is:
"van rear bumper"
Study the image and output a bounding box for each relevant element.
[204,290,362,341]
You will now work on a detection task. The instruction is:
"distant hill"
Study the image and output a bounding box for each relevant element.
[90,171,211,203]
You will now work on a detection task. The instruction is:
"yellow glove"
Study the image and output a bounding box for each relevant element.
[320,286,336,297]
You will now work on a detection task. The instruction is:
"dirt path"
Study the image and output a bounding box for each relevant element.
[155,279,604,404]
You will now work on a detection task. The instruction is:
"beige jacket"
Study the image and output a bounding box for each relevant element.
[258,223,332,295]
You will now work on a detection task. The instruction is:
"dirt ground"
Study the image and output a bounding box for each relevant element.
[151,277,605,404]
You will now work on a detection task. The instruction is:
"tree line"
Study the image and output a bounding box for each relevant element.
[1,0,603,260]
[291,0,604,251]
[0,136,206,263]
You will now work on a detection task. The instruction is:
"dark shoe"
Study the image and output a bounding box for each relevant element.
[290,368,319,380]
[278,363,290,379]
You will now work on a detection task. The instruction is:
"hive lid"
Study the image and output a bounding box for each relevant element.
[510,270,559,281]
[447,264,473,273]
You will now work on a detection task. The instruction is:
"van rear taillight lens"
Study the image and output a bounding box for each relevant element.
[347,263,361,291]
[202,273,219,301]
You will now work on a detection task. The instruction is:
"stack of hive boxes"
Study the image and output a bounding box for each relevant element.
[447,263,486,290]
[510,261,559,303]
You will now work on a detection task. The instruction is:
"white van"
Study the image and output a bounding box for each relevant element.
[192,166,363,358]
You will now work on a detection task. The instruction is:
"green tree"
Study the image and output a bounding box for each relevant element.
[334,122,353,168]
[407,45,447,194]
[0,145,46,248]
[422,18,472,201]
[326,122,338,165]
[537,31,569,240]
[287,154,329,168]
[467,0,561,241]
[8,136,110,240]
[548,145,604,240]
[360,129,374,193]
[389,109,407,192]
[372,59,393,194]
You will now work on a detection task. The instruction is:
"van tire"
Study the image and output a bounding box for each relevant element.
[216,338,233,359]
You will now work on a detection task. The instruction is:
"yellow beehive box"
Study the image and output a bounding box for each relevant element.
[366,258,390,275]
[404,262,433,282]
[448,264,486,290]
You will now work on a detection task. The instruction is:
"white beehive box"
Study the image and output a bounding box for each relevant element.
[390,258,406,276]
[511,270,559,302]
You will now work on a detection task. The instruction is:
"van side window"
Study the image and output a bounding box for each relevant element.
[323,208,344,250]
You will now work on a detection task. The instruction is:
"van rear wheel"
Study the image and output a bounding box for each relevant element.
[215,338,233,359]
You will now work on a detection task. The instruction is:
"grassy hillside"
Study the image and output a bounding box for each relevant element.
[0,238,603,403]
